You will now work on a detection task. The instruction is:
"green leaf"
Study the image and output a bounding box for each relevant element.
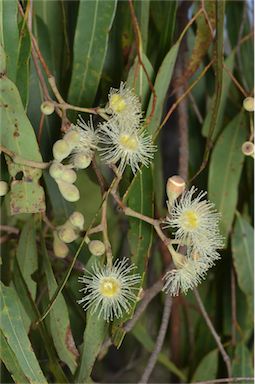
[208,112,247,243]
[132,322,186,382]
[0,329,29,384]
[68,0,117,107]
[191,350,218,382]
[41,235,78,374]
[17,216,38,300]
[134,0,150,52]
[146,41,180,137]
[1,0,19,80]
[202,51,235,139]
[75,310,107,383]
[0,75,46,214]
[127,52,154,110]
[232,343,253,379]
[232,212,254,317]
[16,21,31,108]
[0,283,47,384]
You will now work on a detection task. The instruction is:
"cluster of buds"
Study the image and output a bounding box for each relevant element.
[53,211,84,258]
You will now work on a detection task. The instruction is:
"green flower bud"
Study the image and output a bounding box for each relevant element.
[88,240,105,256]
[49,161,64,179]
[0,181,8,197]
[53,231,69,258]
[69,211,84,230]
[72,153,92,169]
[63,130,81,148]
[41,101,55,115]
[53,139,71,161]
[241,141,254,157]
[60,168,77,184]
[243,97,254,112]
[58,226,78,243]
[56,180,80,202]
[166,175,186,206]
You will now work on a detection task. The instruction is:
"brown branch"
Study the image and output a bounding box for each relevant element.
[223,63,248,98]
[194,288,232,378]
[91,158,107,195]
[0,144,50,169]
[138,295,172,383]
[0,225,19,235]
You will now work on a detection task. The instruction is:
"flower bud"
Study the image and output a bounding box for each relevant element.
[53,139,71,161]
[241,141,254,157]
[60,168,77,184]
[41,101,55,115]
[72,153,92,169]
[0,181,8,197]
[56,180,80,202]
[58,226,78,243]
[243,97,254,112]
[53,231,69,258]
[170,249,186,269]
[88,240,105,256]
[166,175,186,205]
[63,130,81,148]
[49,161,64,179]
[69,211,84,230]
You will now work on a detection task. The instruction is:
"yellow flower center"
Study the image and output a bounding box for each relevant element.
[182,210,199,230]
[99,277,121,298]
[109,94,127,113]
[119,134,138,151]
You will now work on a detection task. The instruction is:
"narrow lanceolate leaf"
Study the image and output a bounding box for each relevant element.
[75,310,107,383]
[202,51,235,139]
[134,0,150,52]
[147,41,180,137]
[0,283,47,384]
[0,330,29,384]
[232,343,254,378]
[68,0,117,107]
[208,112,247,243]
[16,21,31,108]
[1,0,19,80]
[17,216,38,300]
[191,350,218,382]
[127,53,154,110]
[41,236,78,374]
[232,212,254,316]
[0,74,45,214]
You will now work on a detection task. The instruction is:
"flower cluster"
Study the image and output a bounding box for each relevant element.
[163,184,224,296]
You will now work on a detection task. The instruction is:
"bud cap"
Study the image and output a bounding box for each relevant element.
[166,175,186,205]
[88,240,105,256]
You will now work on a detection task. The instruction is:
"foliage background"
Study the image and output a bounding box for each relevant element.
[0,0,254,383]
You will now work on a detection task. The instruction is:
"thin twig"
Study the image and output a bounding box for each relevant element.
[91,158,107,195]
[0,225,19,235]
[223,63,248,98]
[194,288,232,378]
[138,295,172,384]
[231,266,237,346]
[101,197,113,268]
[0,145,50,169]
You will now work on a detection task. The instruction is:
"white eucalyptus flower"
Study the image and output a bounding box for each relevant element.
[78,258,141,322]
[98,120,156,174]
[107,82,142,127]
[162,257,209,296]
[165,186,224,261]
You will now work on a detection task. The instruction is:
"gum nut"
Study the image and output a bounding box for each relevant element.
[69,211,84,230]
[241,141,254,156]
[166,175,186,203]
[63,130,81,147]
[58,227,78,243]
[60,168,77,184]
[40,101,55,115]
[53,232,69,258]
[0,181,8,197]
[49,161,64,179]
[88,240,105,256]
[73,153,91,169]
[53,139,71,161]
[57,180,80,202]
[243,97,254,112]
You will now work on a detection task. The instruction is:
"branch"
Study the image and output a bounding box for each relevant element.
[138,295,172,383]
[194,288,232,378]
[0,145,50,169]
